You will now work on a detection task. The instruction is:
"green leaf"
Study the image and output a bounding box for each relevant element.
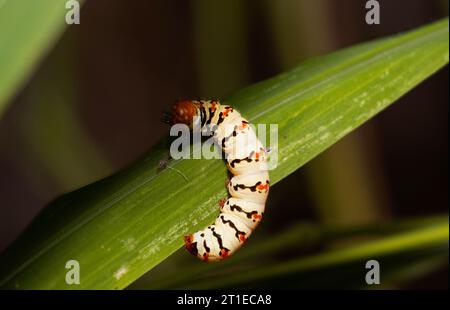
[0,18,448,289]
[0,0,76,117]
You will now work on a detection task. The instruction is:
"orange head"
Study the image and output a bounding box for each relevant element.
[162,100,198,127]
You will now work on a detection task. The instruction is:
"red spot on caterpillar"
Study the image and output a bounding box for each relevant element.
[239,233,247,242]
[220,248,230,258]
[171,100,198,125]
[256,183,269,191]
[202,252,209,261]
[252,213,262,221]
[222,107,232,117]
[255,152,260,160]
[219,198,227,209]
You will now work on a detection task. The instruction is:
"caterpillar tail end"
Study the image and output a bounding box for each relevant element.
[184,233,227,263]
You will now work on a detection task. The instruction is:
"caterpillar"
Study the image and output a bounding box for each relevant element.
[163,100,270,262]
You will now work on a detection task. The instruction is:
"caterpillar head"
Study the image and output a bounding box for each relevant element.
[162,100,199,128]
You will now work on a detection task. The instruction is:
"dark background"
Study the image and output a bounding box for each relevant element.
[0,0,448,288]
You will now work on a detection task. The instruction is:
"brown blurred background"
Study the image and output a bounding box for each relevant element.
[0,0,448,288]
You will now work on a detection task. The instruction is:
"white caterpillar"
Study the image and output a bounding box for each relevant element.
[165,100,270,262]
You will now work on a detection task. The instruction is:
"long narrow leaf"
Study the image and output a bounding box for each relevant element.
[0,0,78,117]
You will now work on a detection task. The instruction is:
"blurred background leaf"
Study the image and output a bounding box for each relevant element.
[0,0,81,117]
[0,0,111,249]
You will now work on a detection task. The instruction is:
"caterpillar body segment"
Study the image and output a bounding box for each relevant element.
[227,172,270,204]
[221,198,265,228]
[169,100,270,262]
